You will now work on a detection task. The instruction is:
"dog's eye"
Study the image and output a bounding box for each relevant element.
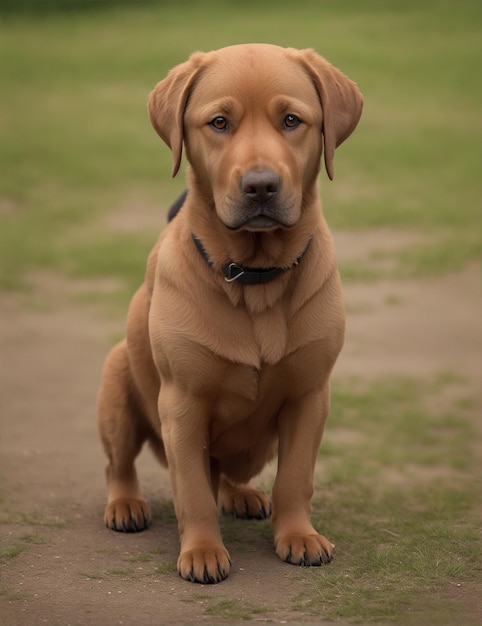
[284,114,301,129]
[209,116,228,131]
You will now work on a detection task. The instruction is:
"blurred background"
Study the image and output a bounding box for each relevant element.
[1,2,481,624]
[1,0,480,308]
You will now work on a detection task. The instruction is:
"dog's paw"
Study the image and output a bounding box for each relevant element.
[104,498,151,532]
[275,532,334,566]
[178,546,231,584]
[220,487,272,520]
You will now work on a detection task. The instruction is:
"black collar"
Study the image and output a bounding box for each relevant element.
[192,233,312,285]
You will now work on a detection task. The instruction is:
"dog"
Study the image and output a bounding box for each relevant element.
[97,43,363,584]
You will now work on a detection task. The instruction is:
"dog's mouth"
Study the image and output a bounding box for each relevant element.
[220,194,298,232]
[225,208,295,232]
[238,215,283,231]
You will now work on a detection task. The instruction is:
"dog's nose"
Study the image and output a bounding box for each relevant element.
[241,170,280,202]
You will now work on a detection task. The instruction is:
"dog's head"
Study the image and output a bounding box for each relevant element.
[148,44,362,233]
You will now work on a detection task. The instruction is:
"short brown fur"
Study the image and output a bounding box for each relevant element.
[97,43,363,583]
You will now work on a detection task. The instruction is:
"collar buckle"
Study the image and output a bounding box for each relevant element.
[224,263,246,283]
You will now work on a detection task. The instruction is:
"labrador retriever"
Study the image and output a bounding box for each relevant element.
[97,43,363,583]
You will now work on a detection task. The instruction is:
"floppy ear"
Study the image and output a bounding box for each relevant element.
[297,49,363,180]
[147,52,206,177]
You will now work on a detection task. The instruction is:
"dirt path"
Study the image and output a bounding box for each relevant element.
[1,233,481,625]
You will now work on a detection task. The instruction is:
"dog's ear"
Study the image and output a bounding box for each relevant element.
[296,49,363,180]
[148,52,206,177]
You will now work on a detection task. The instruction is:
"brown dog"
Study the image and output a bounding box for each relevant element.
[97,43,362,583]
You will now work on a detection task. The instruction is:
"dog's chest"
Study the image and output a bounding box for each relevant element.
[251,306,289,364]
[207,361,283,453]
[206,293,292,366]
[209,342,323,425]
[211,360,278,419]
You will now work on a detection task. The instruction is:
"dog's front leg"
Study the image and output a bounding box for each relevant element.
[158,387,231,583]
[272,385,335,566]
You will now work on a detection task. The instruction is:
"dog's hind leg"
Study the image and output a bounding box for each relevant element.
[219,475,272,520]
[97,340,152,532]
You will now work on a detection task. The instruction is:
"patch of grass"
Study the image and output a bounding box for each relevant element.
[296,375,482,623]
[291,568,468,625]
[339,232,482,283]
[0,543,27,562]
[191,592,211,601]
[153,560,178,575]
[324,377,476,476]
[19,532,45,545]
[107,567,136,578]
[79,571,105,581]
[384,294,402,306]
[338,262,386,283]
[150,499,177,524]
[125,547,164,563]
[0,531,46,564]
[80,567,137,580]
[0,510,67,528]
[0,589,34,603]
[393,236,482,279]
[220,516,272,547]
[204,597,270,620]
[454,397,477,412]
[18,511,68,528]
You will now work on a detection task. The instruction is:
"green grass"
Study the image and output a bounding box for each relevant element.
[106,567,136,577]
[19,532,46,545]
[1,0,481,301]
[0,533,45,562]
[324,377,476,475]
[291,375,482,623]
[79,571,105,581]
[339,233,482,283]
[0,590,32,603]
[78,553,176,581]
[0,510,67,528]
[153,560,178,575]
[204,598,270,620]
[0,543,27,562]
[125,547,165,563]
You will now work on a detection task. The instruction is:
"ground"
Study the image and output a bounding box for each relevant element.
[1,230,481,625]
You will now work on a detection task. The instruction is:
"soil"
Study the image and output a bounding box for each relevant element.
[1,230,481,625]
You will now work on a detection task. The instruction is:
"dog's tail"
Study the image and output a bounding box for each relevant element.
[167,190,188,222]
